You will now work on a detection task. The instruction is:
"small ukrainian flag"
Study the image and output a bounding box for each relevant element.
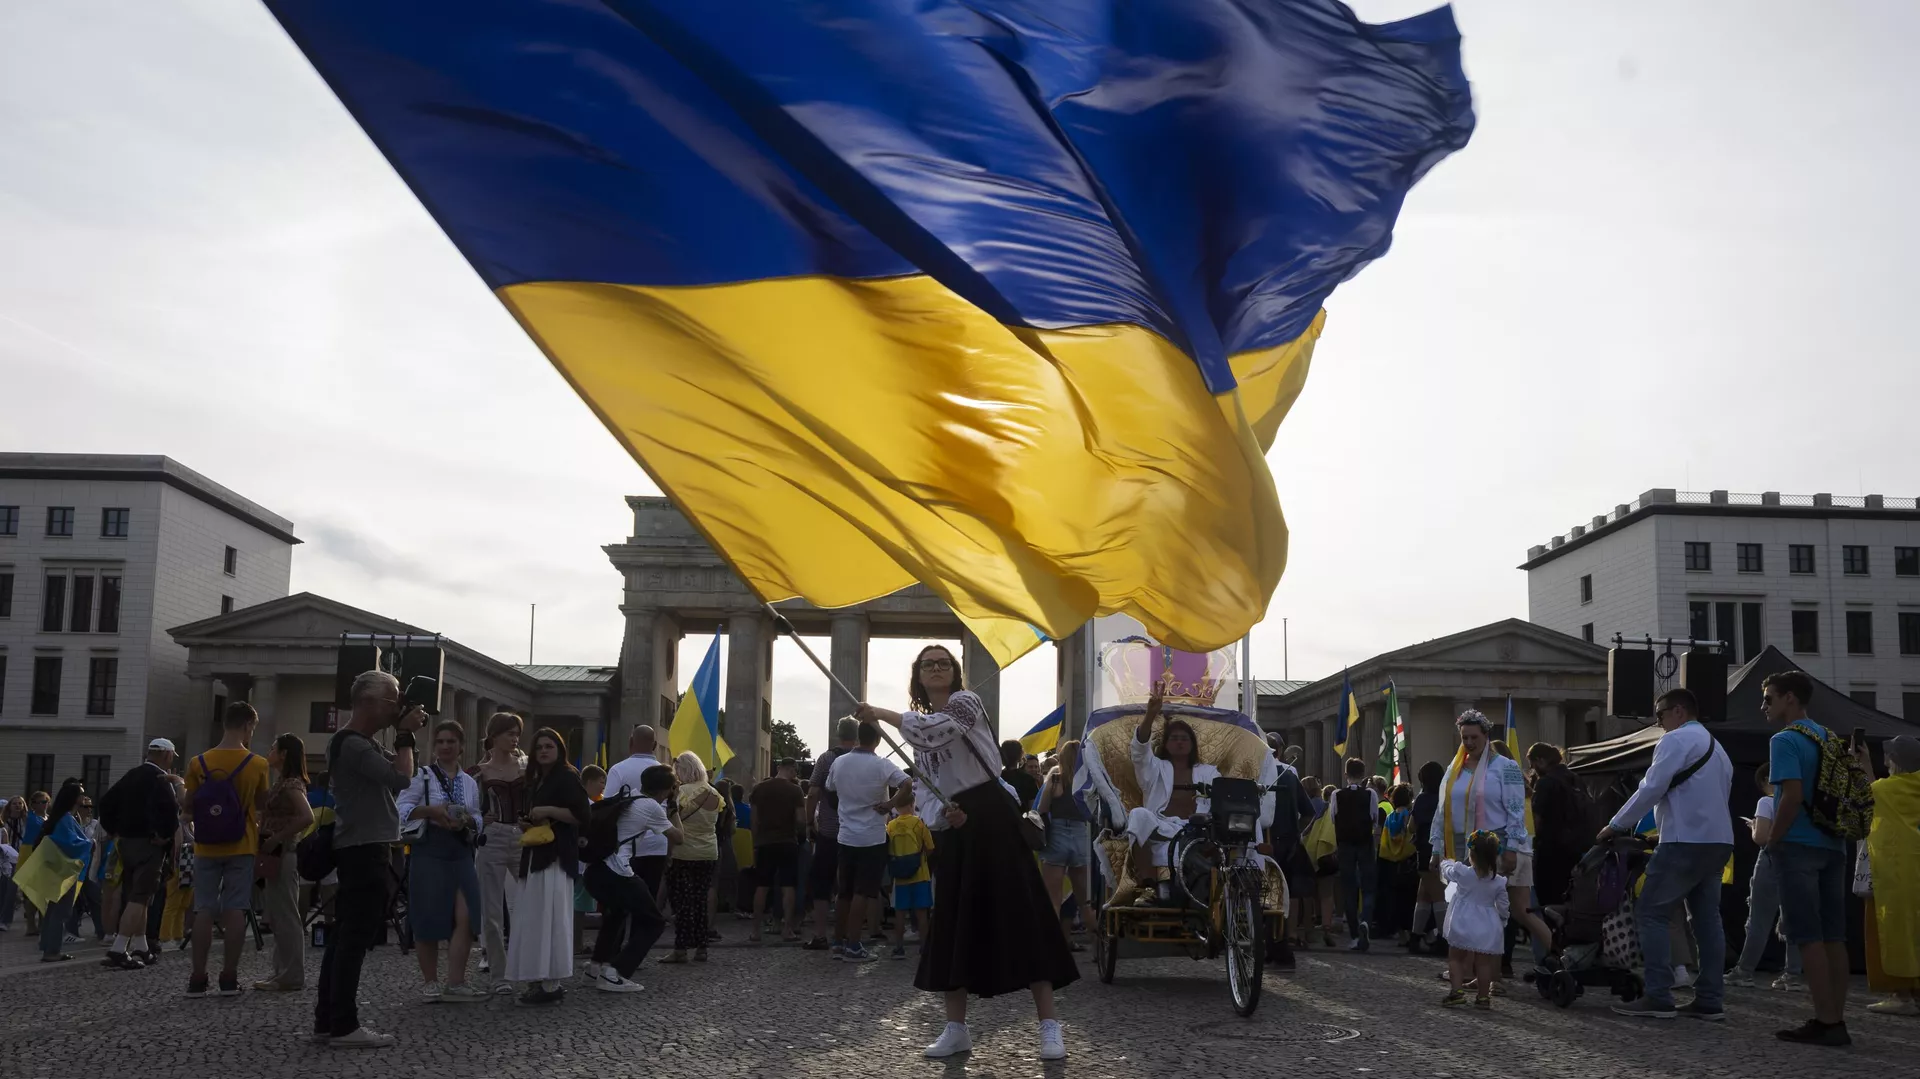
[1019,705,1066,757]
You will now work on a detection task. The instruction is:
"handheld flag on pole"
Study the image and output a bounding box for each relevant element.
[668,636,734,773]
[1334,671,1358,758]
[1377,682,1405,782]
[1506,695,1519,758]
[261,0,1474,669]
[1020,706,1065,758]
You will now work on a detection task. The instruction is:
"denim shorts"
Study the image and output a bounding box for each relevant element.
[191,854,256,914]
[1040,818,1090,868]
[1774,842,1848,944]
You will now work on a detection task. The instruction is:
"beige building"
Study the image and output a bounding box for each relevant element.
[1258,619,1610,783]
[168,593,613,770]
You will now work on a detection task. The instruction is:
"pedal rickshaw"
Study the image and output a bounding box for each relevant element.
[1079,639,1287,1016]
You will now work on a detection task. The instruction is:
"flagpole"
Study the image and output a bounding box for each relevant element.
[761,602,951,805]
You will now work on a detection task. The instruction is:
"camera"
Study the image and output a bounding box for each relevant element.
[402,675,440,715]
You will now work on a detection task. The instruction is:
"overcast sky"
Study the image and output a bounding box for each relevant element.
[4,1,1915,758]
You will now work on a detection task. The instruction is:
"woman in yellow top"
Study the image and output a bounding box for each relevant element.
[886,801,935,960]
[662,751,722,963]
[1865,736,1920,1015]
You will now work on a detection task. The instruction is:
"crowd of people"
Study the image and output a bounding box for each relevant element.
[2,661,1915,1058]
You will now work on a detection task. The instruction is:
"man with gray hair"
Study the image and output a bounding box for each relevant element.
[313,670,425,1049]
[96,737,179,969]
[802,716,860,951]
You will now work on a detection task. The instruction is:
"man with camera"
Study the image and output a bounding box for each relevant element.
[313,670,425,1050]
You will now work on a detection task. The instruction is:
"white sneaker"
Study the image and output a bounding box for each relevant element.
[420,981,444,1003]
[1038,1019,1066,1061]
[583,961,603,982]
[1772,973,1805,991]
[1724,969,1756,988]
[1673,965,1695,989]
[330,1027,396,1050]
[595,972,644,994]
[491,980,516,996]
[925,1022,972,1059]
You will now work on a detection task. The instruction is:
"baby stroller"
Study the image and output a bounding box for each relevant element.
[1536,835,1654,1008]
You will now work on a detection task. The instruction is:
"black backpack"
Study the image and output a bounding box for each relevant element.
[297,730,364,882]
[579,787,647,864]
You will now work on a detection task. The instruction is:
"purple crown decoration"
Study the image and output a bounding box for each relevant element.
[1100,636,1239,706]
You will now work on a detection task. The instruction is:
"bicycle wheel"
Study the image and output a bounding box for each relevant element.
[1223,867,1265,1016]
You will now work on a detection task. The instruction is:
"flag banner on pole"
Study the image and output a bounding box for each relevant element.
[1376,682,1404,781]
[263,0,1474,668]
[1334,670,1358,758]
[1020,705,1065,757]
[669,636,734,771]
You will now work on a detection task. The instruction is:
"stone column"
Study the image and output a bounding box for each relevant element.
[961,626,1001,736]
[1304,718,1326,782]
[616,606,681,748]
[725,612,773,784]
[828,612,869,723]
[1536,700,1566,754]
[1056,625,1092,741]
[185,675,216,752]
[250,674,279,745]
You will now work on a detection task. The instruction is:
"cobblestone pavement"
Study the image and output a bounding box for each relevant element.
[4,927,1917,1079]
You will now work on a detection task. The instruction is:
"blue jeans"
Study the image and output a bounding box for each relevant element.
[1773,841,1848,944]
[1636,841,1732,1009]
[1337,842,1377,940]
[1735,850,1802,975]
[40,893,75,957]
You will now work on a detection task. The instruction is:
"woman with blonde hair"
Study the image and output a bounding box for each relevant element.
[661,751,723,964]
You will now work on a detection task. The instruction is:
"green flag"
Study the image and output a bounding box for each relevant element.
[1375,682,1406,782]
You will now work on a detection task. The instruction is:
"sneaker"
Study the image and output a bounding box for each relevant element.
[1772,973,1806,991]
[103,951,146,970]
[441,984,486,1003]
[1673,965,1696,989]
[1867,996,1920,1016]
[924,1022,973,1059]
[1474,995,1492,1010]
[1776,1019,1850,1047]
[64,932,83,945]
[1346,937,1368,953]
[845,944,878,963]
[1439,990,1469,1008]
[421,982,445,1003]
[330,1027,397,1050]
[138,949,161,966]
[218,976,241,997]
[583,961,603,982]
[1724,969,1757,988]
[801,937,831,951]
[1675,1001,1726,1022]
[185,977,208,998]
[1611,997,1676,1019]
[595,972,645,994]
[891,945,907,960]
[1038,1019,1066,1061]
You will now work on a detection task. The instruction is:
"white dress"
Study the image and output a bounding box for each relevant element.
[1440,860,1510,955]
[505,862,574,984]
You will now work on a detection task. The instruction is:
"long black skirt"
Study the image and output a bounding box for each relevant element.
[915,781,1079,998]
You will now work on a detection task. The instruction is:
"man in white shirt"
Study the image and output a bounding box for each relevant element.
[604,726,668,893]
[825,722,906,963]
[582,763,680,992]
[1598,687,1733,1022]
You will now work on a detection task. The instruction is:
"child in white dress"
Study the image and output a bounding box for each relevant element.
[1439,830,1510,1009]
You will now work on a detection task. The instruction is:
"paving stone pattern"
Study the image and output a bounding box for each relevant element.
[3,931,1917,1079]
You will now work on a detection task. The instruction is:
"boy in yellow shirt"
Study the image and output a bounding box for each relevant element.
[885,799,935,960]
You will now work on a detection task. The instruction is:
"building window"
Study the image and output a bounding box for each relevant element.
[1789,544,1816,574]
[1791,609,1819,654]
[69,574,93,634]
[1689,601,1710,641]
[1900,611,1920,656]
[1906,692,1920,725]
[1742,602,1763,662]
[0,571,11,618]
[81,754,111,793]
[1685,542,1711,571]
[25,754,53,796]
[45,506,74,537]
[98,575,121,634]
[1737,543,1763,573]
[100,508,129,538]
[220,595,235,615]
[1579,575,1593,604]
[0,505,17,535]
[1581,622,1595,643]
[1843,545,1869,576]
[0,655,6,714]
[42,573,66,632]
[30,655,62,715]
[86,657,117,716]
[223,546,237,576]
[1850,689,1879,711]
[1846,610,1874,654]
[1897,547,1920,577]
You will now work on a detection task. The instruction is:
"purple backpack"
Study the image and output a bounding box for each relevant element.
[192,753,257,846]
[1593,849,1628,913]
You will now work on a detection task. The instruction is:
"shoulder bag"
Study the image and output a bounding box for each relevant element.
[956,730,1045,851]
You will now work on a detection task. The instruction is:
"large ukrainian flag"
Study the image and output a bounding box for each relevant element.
[265,0,1473,665]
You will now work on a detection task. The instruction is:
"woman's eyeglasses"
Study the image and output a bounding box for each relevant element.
[918,658,954,672]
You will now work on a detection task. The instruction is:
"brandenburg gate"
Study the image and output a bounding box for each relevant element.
[607,496,1014,781]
